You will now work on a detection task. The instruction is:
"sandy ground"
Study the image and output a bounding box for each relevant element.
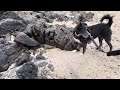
[41,11,120,79]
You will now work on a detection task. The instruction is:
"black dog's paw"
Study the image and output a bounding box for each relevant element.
[96,47,104,52]
[96,47,100,50]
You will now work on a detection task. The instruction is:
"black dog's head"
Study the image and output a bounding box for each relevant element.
[73,22,91,38]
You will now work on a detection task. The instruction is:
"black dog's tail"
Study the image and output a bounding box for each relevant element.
[107,50,120,56]
[100,14,114,27]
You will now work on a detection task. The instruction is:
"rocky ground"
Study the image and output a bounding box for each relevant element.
[0,11,120,79]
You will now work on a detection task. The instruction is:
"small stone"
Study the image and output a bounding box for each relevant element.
[38,62,48,67]
[36,54,46,60]
[47,64,54,72]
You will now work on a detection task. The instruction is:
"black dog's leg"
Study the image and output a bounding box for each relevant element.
[83,44,87,54]
[104,37,113,51]
[98,36,103,48]
[96,37,103,50]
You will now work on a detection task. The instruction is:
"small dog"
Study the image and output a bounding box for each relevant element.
[73,14,114,54]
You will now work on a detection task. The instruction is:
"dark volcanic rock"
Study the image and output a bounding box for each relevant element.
[0,11,27,35]
[5,45,17,56]
[38,62,48,67]
[14,32,39,47]
[44,26,82,51]
[31,20,48,44]
[0,11,27,25]
[24,24,34,38]
[0,43,21,72]
[15,50,31,67]
[16,62,38,79]
[0,38,4,44]
[0,51,8,72]
[0,19,26,35]
[36,54,46,60]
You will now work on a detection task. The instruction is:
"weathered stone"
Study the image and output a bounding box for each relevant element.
[5,46,16,56]
[0,38,4,44]
[4,33,11,43]
[48,64,54,72]
[36,54,46,60]
[15,50,31,67]
[24,24,34,37]
[0,19,26,35]
[0,11,27,25]
[14,32,39,47]
[31,20,48,44]
[0,44,4,48]
[0,51,8,72]
[38,62,48,67]
[16,62,38,79]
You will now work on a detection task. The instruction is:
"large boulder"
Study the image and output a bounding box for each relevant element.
[0,43,21,72]
[0,19,26,35]
[30,20,49,44]
[44,26,82,51]
[0,11,27,25]
[0,11,27,35]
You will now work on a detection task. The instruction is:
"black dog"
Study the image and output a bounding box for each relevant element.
[73,14,114,54]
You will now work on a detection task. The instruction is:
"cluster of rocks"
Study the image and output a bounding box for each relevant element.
[0,11,94,79]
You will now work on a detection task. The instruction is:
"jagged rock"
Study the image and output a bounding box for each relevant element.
[0,43,22,72]
[0,38,4,44]
[15,50,31,67]
[24,24,34,37]
[35,13,45,19]
[14,32,39,47]
[0,11,27,35]
[0,51,8,72]
[0,11,27,25]
[0,19,26,35]
[31,20,48,44]
[5,45,17,56]
[16,62,38,79]
[44,27,81,51]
